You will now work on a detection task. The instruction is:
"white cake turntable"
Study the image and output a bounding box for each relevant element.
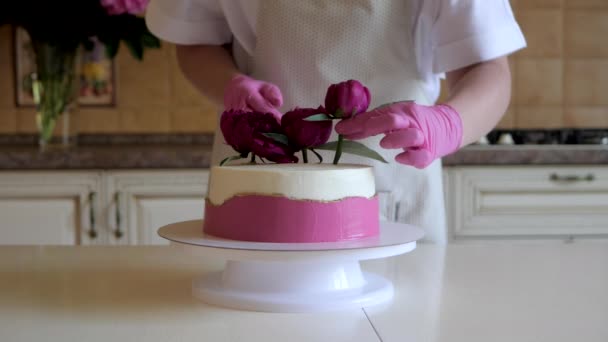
[158,219,424,313]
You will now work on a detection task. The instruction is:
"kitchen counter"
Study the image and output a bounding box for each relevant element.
[1,139,608,169]
[0,144,214,169]
[442,144,608,166]
[1,242,607,341]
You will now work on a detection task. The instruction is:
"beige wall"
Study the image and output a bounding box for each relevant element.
[0,26,219,134]
[502,0,608,128]
[1,0,608,134]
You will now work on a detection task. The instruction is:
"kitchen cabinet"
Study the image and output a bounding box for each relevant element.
[105,170,208,245]
[3,165,608,245]
[444,165,608,241]
[0,170,209,246]
[0,171,102,245]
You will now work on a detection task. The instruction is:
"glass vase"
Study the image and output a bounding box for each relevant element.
[30,39,79,151]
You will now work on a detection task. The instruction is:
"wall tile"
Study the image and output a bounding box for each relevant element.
[516,9,562,58]
[496,108,516,129]
[516,59,563,105]
[519,0,563,9]
[120,106,171,133]
[171,106,218,133]
[77,108,121,133]
[565,60,608,106]
[168,45,208,107]
[117,46,170,107]
[516,106,564,128]
[16,108,37,133]
[0,109,17,133]
[565,10,608,58]
[510,0,518,13]
[565,0,608,9]
[564,106,608,127]
[0,27,15,107]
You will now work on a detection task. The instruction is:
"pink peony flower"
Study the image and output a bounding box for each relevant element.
[101,0,149,15]
[325,79,371,118]
[220,109,298,163]
[251,135,298,164]
[281,106,332,149]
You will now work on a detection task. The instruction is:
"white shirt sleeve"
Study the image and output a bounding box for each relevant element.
[145,0,232,45]
[430,0,526,73]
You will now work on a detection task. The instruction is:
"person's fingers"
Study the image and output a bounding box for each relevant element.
[246,93,273,112]
[334,110,381,135]
[395,148,434,169]
[267,108,283,121]
[380,128,424,149]
[260,84,283,107]
[341,132,369,140]
[336,111,410,137]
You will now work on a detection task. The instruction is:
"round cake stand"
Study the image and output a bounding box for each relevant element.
[157,220,424,313]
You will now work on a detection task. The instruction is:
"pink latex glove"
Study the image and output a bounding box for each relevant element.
[335,101,463,169]
[223,75,283,118]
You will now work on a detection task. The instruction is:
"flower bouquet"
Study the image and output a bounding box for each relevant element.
[1,0,161,149]
[220,79,388,166]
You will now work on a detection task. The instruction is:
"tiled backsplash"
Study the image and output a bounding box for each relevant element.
[500,0,608,128]
[1,0,607,134]
[0,26,219,134]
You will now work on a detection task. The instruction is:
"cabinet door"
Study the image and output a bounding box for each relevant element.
[447,166,608,240]
[105,170,209,245]
[0,171,102,245]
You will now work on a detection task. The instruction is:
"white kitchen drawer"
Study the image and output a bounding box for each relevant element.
[447,166,608,239]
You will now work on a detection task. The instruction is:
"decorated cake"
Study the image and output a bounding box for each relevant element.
[203,163,379,243]
[203,79,387,243]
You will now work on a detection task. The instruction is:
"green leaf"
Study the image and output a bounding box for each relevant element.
[103,38,120,59]
[220,155,246,166]
[124,37,144,60]
[141,31,161,48]
[262,132,289,145]
[315,140,388,163]
[303,113,334,121]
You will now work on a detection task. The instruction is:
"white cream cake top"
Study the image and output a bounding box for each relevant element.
[207,163,376,205]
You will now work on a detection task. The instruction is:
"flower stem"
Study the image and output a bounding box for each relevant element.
[333,134,344,164]
[250,153,256,164]
[302,149,308,163]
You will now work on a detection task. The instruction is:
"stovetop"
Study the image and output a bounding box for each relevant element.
[486,129,608,145]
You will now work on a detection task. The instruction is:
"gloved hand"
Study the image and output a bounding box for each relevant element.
[335,101,463,168]
[223,74,283,118]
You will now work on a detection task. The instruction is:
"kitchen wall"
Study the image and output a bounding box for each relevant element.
[0,25,219,135]
[1,0,607,134]
[498,0,608,129]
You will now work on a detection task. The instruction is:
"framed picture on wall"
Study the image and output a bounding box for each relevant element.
[13,27,117,107]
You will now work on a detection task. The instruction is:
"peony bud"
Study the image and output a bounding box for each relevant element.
[324,80,371,118]
[281,106,332,149]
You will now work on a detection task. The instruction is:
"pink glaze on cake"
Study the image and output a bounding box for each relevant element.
[203,195,379,243]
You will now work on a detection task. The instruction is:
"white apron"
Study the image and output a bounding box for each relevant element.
[210,0,447,243]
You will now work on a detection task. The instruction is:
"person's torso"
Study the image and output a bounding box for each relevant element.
[210,0,449,242]
[216,0,440,102]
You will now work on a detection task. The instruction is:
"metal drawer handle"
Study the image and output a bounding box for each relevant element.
[88,192,98,239]
[549,173,595,182]
[114,192,124,239]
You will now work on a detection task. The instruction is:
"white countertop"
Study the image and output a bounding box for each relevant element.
[1,241,607,342]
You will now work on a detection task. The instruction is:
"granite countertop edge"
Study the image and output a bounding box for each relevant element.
[1,135,608,170]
